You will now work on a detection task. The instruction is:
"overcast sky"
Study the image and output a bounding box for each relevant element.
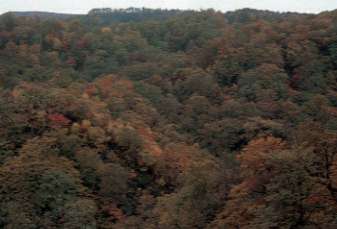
[1,0,337,14]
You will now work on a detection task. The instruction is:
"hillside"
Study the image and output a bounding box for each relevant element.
[3,7,312,23]
[8,11,82,19]
[0,8,337,229]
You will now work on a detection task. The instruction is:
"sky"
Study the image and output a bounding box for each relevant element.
[1,0,337,14]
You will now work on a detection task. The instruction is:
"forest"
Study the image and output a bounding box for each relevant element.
[0,7,337,229]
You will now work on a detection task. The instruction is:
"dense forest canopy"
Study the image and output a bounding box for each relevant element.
[0,7,337,229]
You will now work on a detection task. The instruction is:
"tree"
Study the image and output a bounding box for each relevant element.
[0,137,96,228]
[211,130,337,229]
[153,155,228,229]
[98,163,129,200]
[0,13,16,31]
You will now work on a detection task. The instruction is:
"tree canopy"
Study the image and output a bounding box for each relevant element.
[0,7,337,228]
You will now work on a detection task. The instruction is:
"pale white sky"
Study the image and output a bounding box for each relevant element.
[1,0,337,14]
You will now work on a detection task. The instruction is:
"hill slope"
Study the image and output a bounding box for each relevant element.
[0,8,337,228]
[7,11,82,19]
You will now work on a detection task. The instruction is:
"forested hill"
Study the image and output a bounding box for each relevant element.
[0,7,337,229]
[5,8,186,22]
[7,11,82,19]
[5,7,313,23]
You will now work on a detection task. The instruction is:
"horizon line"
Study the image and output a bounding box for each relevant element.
[1,6,331,16]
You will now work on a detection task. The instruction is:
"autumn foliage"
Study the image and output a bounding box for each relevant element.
[1,7,337,229]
